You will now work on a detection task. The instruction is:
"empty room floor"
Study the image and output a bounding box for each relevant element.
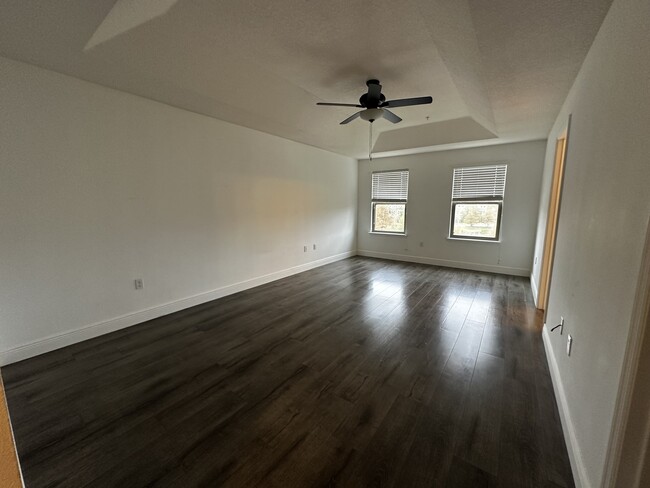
[2,257,574,487]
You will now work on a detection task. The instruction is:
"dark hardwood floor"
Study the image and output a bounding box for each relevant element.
[2,257,574,487]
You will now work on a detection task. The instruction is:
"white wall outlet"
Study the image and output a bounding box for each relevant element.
[567,334,573,356]
[303,245,307,252]
[313,244,316,250]
[134,278,143,290]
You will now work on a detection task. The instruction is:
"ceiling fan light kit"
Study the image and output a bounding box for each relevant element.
[360,108,384,122]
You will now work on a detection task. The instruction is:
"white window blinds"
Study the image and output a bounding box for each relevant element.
[372,170,409,201]
[452,164,507,200]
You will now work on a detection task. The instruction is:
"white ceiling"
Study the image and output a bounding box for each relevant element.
[0,0,612,158]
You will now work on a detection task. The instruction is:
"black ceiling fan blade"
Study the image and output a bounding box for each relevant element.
[382,109,402,124]
[317,102,363,107]
[381,96,433,108]
[340,111,362,125]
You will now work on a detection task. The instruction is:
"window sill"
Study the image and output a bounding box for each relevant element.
[369,232,407,237]
[447,237,501,243]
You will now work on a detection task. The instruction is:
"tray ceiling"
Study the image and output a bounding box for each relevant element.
[0,0,612,158]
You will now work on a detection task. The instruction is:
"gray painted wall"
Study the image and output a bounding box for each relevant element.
[358,140,546,276]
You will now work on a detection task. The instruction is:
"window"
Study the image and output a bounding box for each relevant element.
[450,164,507,241]
[371,169,409,234]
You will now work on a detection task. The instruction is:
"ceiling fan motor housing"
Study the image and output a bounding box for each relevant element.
[359,79,385,108]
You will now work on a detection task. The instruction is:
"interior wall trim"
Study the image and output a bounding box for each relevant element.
[0,376,23,488]
[543,326,590,488]
[602,216,650,487]
[0,251,356,366]
[357,249,530,276]
[530,272,539,308]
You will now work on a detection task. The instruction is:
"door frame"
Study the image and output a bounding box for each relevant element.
[538,116,571,316]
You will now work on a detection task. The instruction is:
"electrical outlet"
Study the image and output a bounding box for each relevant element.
[567,334,573,356]
[313,244,316,250]
[303,245,308,252]
[134,278,143,290]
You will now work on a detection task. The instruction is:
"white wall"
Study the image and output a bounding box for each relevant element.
[530,0,650,486]
[357,140,546,276]
[0,56,357,365]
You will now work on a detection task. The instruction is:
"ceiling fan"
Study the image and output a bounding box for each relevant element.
[317,79,433,125]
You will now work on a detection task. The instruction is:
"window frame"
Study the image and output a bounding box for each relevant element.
[370,169,409,236]
[449,199,503,241]
[449,164,507,242]
[370,201,408,235]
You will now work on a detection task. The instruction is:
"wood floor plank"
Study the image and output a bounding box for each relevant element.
[343,394,423,487]
[1,257,575,488]
[446,456,498,487]
[395,317,485,487]
[454,352,504,476]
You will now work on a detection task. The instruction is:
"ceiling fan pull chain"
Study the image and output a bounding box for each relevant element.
[369,122,373,161]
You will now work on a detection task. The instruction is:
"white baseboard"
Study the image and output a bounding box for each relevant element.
[0,251,356,366]
[542,327,591,488]
[530,272,539,307]
[357,250,530,277]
